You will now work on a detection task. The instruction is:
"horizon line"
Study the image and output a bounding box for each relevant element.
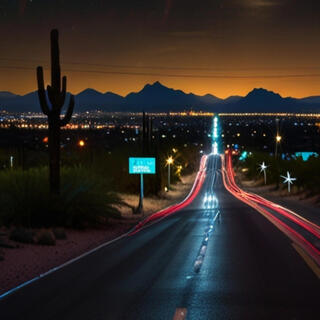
[1,81,319,100]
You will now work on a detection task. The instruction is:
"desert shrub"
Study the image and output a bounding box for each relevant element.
[0,166,123,228]
[36,229,56,246]
[9,227,35,243]
[52,227,67,239]
[237,152,320,194]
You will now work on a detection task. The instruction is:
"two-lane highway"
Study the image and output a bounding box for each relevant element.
[1,155,319,319]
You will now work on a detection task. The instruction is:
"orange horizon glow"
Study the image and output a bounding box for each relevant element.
[1,1,320,100]
[2,72,320,99]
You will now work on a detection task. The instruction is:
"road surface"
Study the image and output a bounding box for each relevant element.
[1,155,319,319]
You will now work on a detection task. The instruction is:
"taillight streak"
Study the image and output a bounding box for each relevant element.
[221,154,320,267]
[129,155,208,235]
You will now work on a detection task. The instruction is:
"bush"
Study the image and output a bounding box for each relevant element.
[237,152,320,195]
[36,229,56,246]
[52,227,67,239]
[10,227,35,243]
[0,166,123,228]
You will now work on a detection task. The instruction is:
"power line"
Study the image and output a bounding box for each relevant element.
[1,64,320,79]
[0,57,320,72]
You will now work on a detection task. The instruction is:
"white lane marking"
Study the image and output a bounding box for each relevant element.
[0,230,130,300]
[193,209,220,273]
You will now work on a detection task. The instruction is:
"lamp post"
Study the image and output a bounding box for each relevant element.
[259,161,268,184]
[275,134,282,158]
[281,171,296,193]
[166,156,174,190]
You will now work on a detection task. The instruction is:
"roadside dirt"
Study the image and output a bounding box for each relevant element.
[0,173,196,295]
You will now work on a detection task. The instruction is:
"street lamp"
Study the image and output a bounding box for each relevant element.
[275,134,282,158]
[281,171,296,193]
[78,139,85,147]
[166,156,174,190]
[259,161,268,184]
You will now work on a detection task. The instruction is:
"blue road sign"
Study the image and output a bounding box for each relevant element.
[129,157,156,174]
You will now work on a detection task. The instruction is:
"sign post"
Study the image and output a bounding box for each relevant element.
[139,173,144,211]
[129,157,156,213]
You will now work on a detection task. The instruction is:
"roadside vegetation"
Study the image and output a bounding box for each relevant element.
[0,141,201,249]
[0,166,122,229]
[235,151,320,197]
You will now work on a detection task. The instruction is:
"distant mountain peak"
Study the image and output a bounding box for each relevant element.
[0,91,19,98]
[1,83,320,113]
[247,88,282,98]
[78,88,102,95]
[142,81,167,91]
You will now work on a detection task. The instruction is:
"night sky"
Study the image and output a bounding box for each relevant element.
[0,0,320,98]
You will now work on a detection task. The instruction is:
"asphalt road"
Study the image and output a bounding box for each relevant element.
[1,155,319,319]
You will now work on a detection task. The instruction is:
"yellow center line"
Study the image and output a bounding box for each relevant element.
[292,243,320,279]
[173,308,188,320]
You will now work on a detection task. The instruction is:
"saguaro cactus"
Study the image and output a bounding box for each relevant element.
[36,29,75,194]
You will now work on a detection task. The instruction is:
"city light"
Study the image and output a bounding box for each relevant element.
[166,156,174,190]
[176,165,183,176]
[276,135,282,143]
[78,140,85,147]
[166,156,174,165]
[212,116,220,155]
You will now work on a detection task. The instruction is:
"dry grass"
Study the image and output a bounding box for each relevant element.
[117,173,196,219]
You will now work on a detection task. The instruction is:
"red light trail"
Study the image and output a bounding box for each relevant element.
[129,155,208,235]
[221,153,320,267]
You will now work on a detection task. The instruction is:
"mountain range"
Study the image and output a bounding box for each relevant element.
[0,81,319,113]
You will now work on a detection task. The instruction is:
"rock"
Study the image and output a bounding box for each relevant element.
[52,228,67,240]
[10,228,35,244]
[36,230,56,246]
[0,239,17,249]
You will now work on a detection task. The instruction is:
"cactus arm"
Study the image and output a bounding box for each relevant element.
[59,76,67,109]
[60,94,74,127]
[37,66,50,116]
